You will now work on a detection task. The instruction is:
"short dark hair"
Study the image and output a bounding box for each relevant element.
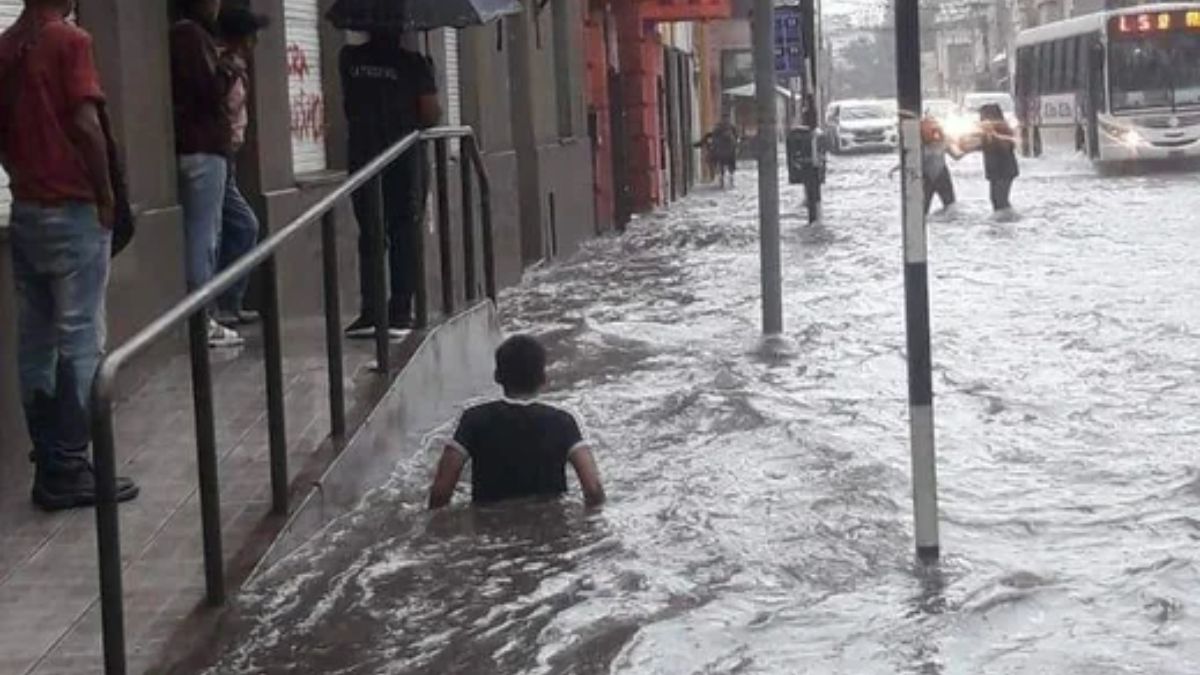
[980,103,1004,121]
[368,28,404,42]
[176,0,218,19]
[494,335,547,397]
[219,6,269,39]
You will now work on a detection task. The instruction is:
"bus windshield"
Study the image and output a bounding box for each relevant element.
[1109,33,1200,111]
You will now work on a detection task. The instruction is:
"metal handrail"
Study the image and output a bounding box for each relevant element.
[89,126,495,675]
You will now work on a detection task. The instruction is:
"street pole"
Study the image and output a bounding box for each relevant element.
[895,0,940,563]
[753,0,783,336]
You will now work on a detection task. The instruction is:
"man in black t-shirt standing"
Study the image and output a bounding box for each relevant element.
[340,30,440,337]
[429,335,607,509]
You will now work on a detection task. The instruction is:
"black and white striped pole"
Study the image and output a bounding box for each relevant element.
[894,0,940,563]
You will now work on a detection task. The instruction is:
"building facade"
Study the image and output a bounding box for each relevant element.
[0,0,595,466]
[585,0,729,226]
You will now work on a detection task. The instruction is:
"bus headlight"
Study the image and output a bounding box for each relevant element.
[1121,129,1146,148]
[942,115,977,141]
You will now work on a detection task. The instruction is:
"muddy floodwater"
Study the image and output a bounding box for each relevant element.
[204,154,1200,674]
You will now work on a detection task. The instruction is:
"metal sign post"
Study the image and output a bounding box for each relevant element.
[754,0,783,335]
[895,0,940,563]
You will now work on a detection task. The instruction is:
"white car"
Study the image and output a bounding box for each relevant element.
[825,100,899,154]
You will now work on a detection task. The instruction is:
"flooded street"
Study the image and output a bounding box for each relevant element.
[206,153,1200,674]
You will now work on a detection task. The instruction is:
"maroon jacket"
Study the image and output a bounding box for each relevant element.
[169,19,231,156]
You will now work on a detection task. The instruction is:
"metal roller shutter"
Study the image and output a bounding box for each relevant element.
[1,0,22,225]
[284,0,327,175]
[444,29,461,129]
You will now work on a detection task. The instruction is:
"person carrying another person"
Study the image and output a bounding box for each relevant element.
[213,5,268,326]
[0,0,139,509]
[428,335,606,509]
[171,0,244,348]
[340,29,440,338]
[890,114,961,216]
[976,103,1019,216]
[921,115,961,215]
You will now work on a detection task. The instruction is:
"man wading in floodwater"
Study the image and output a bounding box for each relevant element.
[428,335,606,509]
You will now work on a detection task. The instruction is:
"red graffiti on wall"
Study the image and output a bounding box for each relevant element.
[291,88,325,141]
[287,43,311,80]
[287,42,322,142]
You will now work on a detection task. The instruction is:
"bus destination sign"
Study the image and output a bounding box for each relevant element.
[1111,9,1200,37]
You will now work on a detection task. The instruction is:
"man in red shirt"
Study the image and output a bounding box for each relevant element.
[0,0,139,510]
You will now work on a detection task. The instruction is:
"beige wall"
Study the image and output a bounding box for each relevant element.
[1,0,600,465]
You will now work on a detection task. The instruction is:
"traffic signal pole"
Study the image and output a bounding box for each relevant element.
[753,0,783,336]
[895,0,940,563]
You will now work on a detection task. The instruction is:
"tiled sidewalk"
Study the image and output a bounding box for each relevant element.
[0,320,397,675]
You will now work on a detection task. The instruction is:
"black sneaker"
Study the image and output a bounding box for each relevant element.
[345,314,376,339]
[347,314,406,339]
[32,464,140,512]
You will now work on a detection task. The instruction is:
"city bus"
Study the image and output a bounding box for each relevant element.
[1014,3,1200,164]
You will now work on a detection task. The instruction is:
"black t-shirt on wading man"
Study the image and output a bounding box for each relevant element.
[339,41,437,168]
[449,400,588,504]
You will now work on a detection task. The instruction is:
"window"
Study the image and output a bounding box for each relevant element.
[1078,36,1094,88]
[1051,39,1066,93]
[1037,43,1052,94]
[284,0,328,175]
[1015,47,1033,99]
[1065,37,1079,90]
[0,1,20,223]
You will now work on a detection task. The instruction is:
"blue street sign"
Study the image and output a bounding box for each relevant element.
[774,7,805,77]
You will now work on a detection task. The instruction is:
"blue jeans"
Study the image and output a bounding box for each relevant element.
[217,165,260,312]
[10,202,111,472]
[178,154,228,292]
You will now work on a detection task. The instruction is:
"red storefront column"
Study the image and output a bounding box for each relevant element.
[615,0,663,213]
[611,0,731,214]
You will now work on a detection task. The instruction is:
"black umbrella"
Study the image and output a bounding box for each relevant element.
[326,0,524,32]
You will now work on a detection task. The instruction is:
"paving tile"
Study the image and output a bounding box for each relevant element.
[1,318,389,673]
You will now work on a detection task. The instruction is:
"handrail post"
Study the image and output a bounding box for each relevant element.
[91,384,127,675]
[414,143,430,329]
[369,175,390,372]
[470,139,498,303]
[321,210,347,438]
[434,138,455,316]
[188,313,225,605]
[460,137,477,302]
[82,130,438,675]
[261,255,289,515]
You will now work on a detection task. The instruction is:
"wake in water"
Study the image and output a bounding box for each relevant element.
[198,154,1200,675]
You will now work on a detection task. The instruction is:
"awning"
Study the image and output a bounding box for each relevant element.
[723,82,794,99]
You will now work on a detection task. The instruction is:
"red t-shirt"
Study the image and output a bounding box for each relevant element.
[0,16,105,205]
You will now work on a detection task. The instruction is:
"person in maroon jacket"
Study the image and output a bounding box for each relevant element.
[170,0,243,348]
[0,0,139,509]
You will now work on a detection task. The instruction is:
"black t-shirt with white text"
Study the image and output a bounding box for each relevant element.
[339,42,436,166]
[450,400,586,504]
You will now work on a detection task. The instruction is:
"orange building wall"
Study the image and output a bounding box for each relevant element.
[615,2,665,213]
